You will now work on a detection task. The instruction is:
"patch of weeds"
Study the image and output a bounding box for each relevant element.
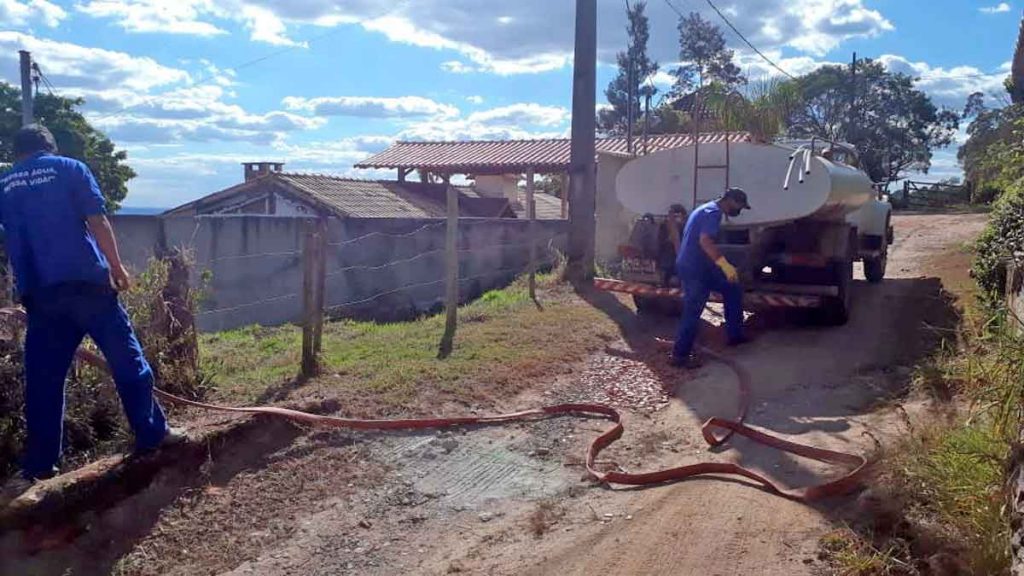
[891,423,1010,573]
[818,528,916,576]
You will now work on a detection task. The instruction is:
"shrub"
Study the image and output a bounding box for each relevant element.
[973,178,1024,302]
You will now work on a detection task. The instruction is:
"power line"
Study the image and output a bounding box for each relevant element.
[700,0,796,80]
[662,0,796,80]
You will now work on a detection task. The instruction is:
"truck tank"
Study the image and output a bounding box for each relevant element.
[614,142,874,227]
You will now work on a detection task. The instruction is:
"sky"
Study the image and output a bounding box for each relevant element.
[0,0,1019,208]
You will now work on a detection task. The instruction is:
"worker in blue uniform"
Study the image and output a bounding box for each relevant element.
[671,188,752,368]
[1,125,184,498]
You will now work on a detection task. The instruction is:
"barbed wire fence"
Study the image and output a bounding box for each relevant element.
[187,210,565,377]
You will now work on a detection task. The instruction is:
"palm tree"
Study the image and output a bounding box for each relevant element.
[703,79,802,142]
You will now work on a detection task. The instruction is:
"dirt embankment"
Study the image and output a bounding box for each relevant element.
[1,212,987,576]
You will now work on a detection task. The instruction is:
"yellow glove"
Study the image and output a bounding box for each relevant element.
[716,256,739,283]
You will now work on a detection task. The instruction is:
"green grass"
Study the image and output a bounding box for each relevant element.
[199,276,617,411]
[894,423,1010,572]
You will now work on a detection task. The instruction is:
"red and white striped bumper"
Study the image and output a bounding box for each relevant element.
[592,278,823,309]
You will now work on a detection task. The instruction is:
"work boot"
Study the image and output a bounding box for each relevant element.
[668,354,704,369]
[133,427,189,456]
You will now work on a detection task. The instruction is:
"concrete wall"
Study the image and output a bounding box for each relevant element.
[110,215,567,333]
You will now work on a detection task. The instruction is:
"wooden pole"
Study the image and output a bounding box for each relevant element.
[312,218,327,360]
[560,173,569,219]
[567,0,598,282]
[692,89,701,208]
[19,51,33,126]
[438,176,459,358]
[301,220,321,377]
[526,167,537,301]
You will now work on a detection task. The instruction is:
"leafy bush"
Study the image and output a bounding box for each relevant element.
[973,179,1024,302]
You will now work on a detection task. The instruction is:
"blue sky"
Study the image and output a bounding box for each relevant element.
[0,0,1019,208]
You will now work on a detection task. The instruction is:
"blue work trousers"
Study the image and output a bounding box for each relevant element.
[21,286,168,479]
[673,264,744,360]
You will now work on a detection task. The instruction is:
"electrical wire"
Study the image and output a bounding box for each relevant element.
[661,0,796,80]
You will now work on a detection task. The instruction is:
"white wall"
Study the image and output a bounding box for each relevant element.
[474,175,520,201]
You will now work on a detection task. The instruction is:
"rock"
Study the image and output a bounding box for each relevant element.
[439,439,459,454]
[625,515,634,521]
[479,512,495,523]
[358,519,373,529]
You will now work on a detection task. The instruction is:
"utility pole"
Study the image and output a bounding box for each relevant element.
[19,50,33,126]
[567,0,597,282]
[626,53,635,154]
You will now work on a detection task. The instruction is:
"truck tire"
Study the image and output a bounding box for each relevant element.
[864,214,891,284]
[821,260,852,325]
[634,294,657,315]
[864,251,887,283]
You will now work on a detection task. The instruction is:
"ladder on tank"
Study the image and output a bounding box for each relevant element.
[688,88,733,208]
[691,132,732,208]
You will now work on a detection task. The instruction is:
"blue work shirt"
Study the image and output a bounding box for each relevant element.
[0,153,110,298]
[676,201,723,275]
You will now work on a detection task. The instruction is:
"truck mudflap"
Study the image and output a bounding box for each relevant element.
[593,278,823,309]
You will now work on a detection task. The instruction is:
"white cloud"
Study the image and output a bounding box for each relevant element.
[240,4,306,47]
[466,103,568,127]
[73,1,894,74]
[878,54,1008,109]
[282,96,459,118]
[0,32,189,92]
[0,33,324,148]
[980,3,1012,14]
[396,102,570,142]
[75,0,225,36]
[0,0,66,28]
[466,95,484,105]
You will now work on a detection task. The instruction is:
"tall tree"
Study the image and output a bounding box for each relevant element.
[671,11,744,97]
[599,1,659,135]
[785,60,959,184]
[958,92,1024,193]
[0,83,136,211]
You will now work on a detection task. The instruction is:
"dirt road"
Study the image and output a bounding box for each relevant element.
[2,212,987,576]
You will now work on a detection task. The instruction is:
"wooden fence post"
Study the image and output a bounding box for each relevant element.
[438,178,459,358]
[302,219,325,377]
[526,167,537,301]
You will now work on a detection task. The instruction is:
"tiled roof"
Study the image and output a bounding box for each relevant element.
[354,132,751,174]
[164,174,517,219]
[278,174,444,218]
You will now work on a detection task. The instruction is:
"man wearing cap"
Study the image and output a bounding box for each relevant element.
[671,188,752,368]
[0,124,184,499]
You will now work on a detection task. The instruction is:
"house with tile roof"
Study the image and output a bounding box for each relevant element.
[163,162,519,219]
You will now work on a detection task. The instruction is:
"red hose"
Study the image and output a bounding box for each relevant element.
[0,308,868,502]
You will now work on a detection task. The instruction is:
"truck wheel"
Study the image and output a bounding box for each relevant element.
[864,251,887,283]
[821,260,852,326]
[634,295,656,315]
[865,213,891,283]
